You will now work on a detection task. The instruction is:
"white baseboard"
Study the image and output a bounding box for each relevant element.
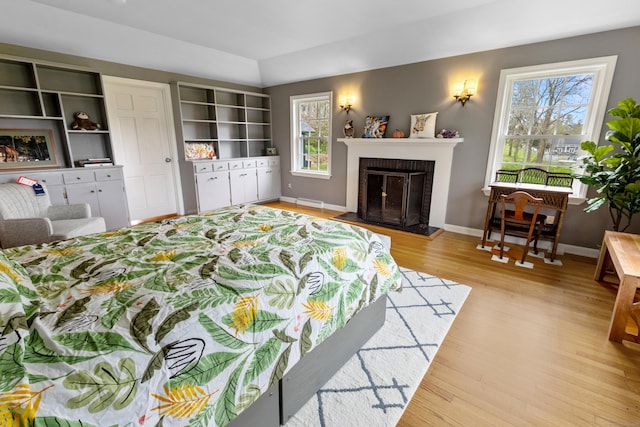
[278,197,346,212]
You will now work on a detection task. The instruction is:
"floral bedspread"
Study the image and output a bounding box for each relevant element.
[0,204,401,426]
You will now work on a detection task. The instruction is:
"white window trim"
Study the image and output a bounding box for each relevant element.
[290,92,333,180]
[484,56,618,205]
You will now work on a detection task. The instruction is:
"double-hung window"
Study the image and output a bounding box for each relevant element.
[290,92,332,179]
[485,56,617,201]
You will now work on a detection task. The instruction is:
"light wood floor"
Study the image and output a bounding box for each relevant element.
[265,201,640,426]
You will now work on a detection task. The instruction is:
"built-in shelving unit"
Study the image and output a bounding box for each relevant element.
[176,82,272,160]
[0,55,113,167]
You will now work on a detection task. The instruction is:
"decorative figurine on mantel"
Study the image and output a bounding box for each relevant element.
[436,128,460,138]
[343,119,355,138]
[71,111,101,131]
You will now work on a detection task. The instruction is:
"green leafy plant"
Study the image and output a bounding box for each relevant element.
[574,98,640,231]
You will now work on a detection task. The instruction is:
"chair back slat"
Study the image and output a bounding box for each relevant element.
[495,167,573,187]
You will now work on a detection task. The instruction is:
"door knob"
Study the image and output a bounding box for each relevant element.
[165,158,172,163]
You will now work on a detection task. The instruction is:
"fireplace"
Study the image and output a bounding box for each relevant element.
[359,158,434,230]
[339,137,463,230]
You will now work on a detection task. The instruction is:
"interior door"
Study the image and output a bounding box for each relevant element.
[103,77,183,222]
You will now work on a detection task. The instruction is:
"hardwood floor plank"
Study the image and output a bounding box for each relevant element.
[264,201,640,425]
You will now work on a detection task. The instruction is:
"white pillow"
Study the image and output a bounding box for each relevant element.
[409,112,438,138]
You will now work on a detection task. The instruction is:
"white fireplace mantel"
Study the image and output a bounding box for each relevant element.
[338,137,463,228]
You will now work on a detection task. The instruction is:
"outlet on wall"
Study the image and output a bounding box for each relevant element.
[287,183,292,188]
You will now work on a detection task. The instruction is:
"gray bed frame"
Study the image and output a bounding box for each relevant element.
[228,293,388,426]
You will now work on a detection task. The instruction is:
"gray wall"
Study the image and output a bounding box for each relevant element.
[265,26,640,250]
[0,42,262,213]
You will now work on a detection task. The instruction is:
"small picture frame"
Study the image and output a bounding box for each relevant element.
[266,147,277,156]
[0,129,59,170]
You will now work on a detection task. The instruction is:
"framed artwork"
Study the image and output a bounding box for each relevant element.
[0,129,59,170]
[362,115,389,138]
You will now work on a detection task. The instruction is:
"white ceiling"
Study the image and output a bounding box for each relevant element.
[3,0,640,87]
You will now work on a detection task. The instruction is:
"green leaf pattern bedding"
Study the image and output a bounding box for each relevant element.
[0,205,401,426]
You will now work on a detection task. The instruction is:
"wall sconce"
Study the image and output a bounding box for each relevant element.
[453,80,477,106]
[339,95,354,113]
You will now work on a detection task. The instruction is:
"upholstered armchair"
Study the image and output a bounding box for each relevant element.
[0,183,106,248]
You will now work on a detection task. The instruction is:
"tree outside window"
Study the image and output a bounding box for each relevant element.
[291,93,332,179]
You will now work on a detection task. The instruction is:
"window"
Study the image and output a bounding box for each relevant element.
[485,56,617,201]
[290,92,332,179]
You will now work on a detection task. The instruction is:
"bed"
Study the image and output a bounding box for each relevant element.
[0,204,402,426]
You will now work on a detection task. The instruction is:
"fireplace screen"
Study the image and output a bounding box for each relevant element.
[364,169,426,226]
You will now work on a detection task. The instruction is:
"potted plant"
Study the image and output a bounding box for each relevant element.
[574,98,640,232]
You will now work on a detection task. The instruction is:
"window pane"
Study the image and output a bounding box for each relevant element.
[531,107,556,135]
[557,106,586,134]
[512,81,537,106]
[502,138,527,166]
[562,74,593,105]
[507,109,534,134]
[537,77,565,107]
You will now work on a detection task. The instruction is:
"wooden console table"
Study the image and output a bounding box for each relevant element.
[594,231,640,343]
[481,182,573,261]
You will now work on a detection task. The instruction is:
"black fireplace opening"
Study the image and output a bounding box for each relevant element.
[364,168,426,227]
[336,158,439,237]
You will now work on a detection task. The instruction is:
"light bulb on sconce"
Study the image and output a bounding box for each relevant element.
[339,95,354,113]
[453,79,477,106]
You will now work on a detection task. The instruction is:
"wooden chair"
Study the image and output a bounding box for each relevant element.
[496,191,546,265]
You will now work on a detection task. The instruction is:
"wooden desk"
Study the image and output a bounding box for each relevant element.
[481,182,573,261]
[594,231,640,343]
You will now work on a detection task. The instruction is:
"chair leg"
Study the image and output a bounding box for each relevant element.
[520,240,531,264]
[532,219,544,255]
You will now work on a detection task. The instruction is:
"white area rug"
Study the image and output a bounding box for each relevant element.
[285,267,471,427]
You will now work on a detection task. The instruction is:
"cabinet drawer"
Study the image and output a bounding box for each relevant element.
[212,162,228,171]
[30,173,63,186]
[269,157,280,167]
[228,160,244,170]
[256,158,269,168]
[94,169,122,182]
[63,171,95,184]
[194,162,212,173]
[243,159,257,168]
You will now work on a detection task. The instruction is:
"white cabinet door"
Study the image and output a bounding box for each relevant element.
[66,181,129,230]
[230,169,258,205]
[196,171,231,212]
[65,183,100,218]
[95,180,130,230]
[45,186,67,206]
[257,167,281,201]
